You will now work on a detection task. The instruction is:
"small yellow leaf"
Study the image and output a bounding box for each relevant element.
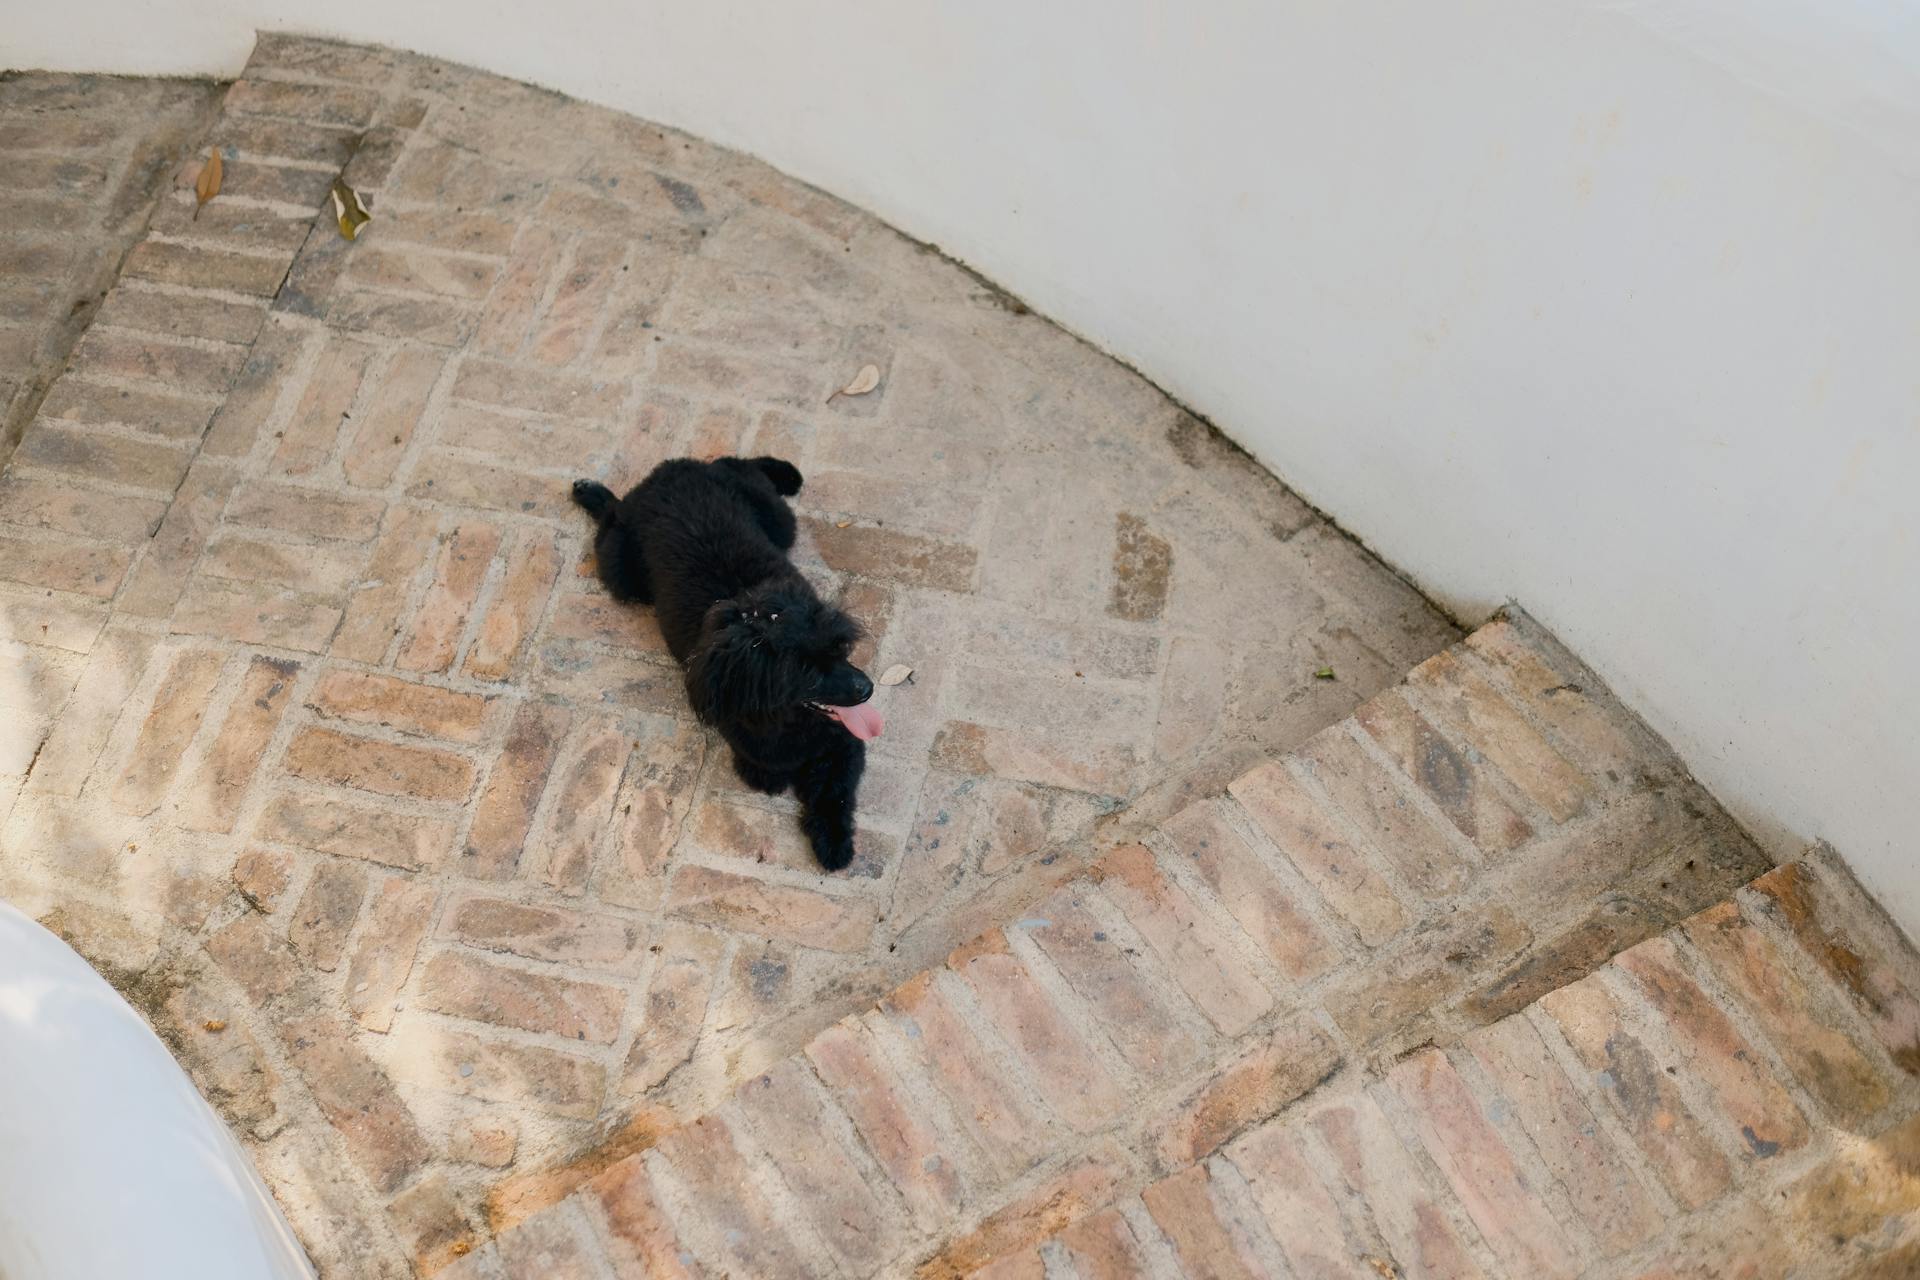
[330,177,371,241]
[835,519,852,529]
[203,1019,227,1033]
[827,363,881,403]
[193,148,223,220]
[1313,666,1336,681]
[878,664,913,686]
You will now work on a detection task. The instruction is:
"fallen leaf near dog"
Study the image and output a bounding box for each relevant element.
[330,177,371,240]
[878,664,913,686]
[192,148,222,220]
[827,363,881,403]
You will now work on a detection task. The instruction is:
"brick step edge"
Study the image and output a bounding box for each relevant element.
[438,610,1775,1279]
[971,846,1920,1280]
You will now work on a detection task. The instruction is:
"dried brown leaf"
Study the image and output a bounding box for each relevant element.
[878,664,913,686]
[192,148,222,220]
[826,363,881,403]
[330,177,371,241]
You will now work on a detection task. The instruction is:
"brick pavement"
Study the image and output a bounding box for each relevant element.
[0,36,1466,1276]
[447,612,1781,1277]
[0,72,222,462]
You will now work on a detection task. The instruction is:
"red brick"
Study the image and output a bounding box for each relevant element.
[289,859,367,971]
[69,328,246,398]
[1164,800,1336,984]
[453,358,624,419]
[1295,723,1473,897]
[588,1157,697,1280]
[204,913,301,1003]
[399,521,502,673]
[474,225,566,357]
[404,450,575,517]
[446,894,641,970]
[279,1015,425,1193]
[1091,843,1273,1036]
[1225,1122,1363,1279]
[463,701,570,878]
[0,475,165,542]
[604,718,704,910]
[224,479,386,541]
[666,865,878,954]
[1410,648,1593,821]
[1053,1207,1154,1279]
[807,1016,967,1230]
[14,422,193,491]
[175,655,300,833]
[332,506,439,662]
[1468,1014,1665,1257]
[418,950,625,1044]
[110,647,226,816]
[1539,975,1732,1209]
[255,790,456,871]
[1308,1092,1483,1280]
[344,875,438,1032]
[170,577,343,652]
[531,642,685,717]
[1159,1015,1341,1166]
[232,847,296,911]
[1464,621,1640,775]
[921,1153,1125,1280]
[159,980,281,1131]
[1019,885,1206,1085]
[37,378,213,439]
[1141,1163,1263,1280]
[1355,689,1533,856]
[1390,1048,1579,1275]
[283,726,476,802]
[465,526,561,681]
[804,517,977,591]
[622,924,723,1093]
[1682,900,1891,1124]
[310,668,491,743]
[650,1113,815,1277]
[538,718,628,893]
[736,1057,905,1275]
[273,334,375,476]
[392,1024,607,1120]
[947,930,1128,1133]
[122,239,292,297]
[1614,935,1809,1161]
[0,531,131,598]
[531,235,626,365]
[199,533,366,596]
[1228,761,1409,946]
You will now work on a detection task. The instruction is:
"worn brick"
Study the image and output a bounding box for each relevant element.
[273,333,376,475]
[1224,1122,1365,1279]
[111,647,226,816]
[404,450,575,517]
[463,701,570,878]
[179,655,300,832]
[804,517,977,591]
[1683,899,1892,1124]
[69,328,247,399]
[0,531,131,598]
[931,721,1139,796]
[447,894,641,970]
[420,950,625,1043]
[122,240,292,297]
[396,1024,607,1120]
[537,718,628,893]
[225,77,380,126]
[232,847,296,911]
[343,874,439,1031]
[807,1016,967,1230]
[386,1173,478,1276]
[256,790,456,871]
[666,864,878,954]
[737,1056,904,1275]
[290,859,367,971]
[1355,689,1533,856]
[1052,1207,1154,1279]
[15,422,193,491]
[1614,935,1810,1161]
[1092,843,1273,1036]
[1410,647,1593,821]
[448,1118,518,1168]
[283,726,476,802]
[1296,721,1473,897]
[1465,620,1640,776]
[1328,901,1531,1047]
[278,1015,425,1192]
[118,462,241,618]
[1227,761,1408,946]
[170,577,342,652]
[532,642,684,716]
[923,1154,1125,1280]
[25,628,154,795]
[473,225,566,357]
[622,923,724,1094]
[453,358,624,419]
[1390,1048,1579,1275]
[38,378,214,439]
[94,284,269,346]
[200,532,365,596]
[333,506,439,661]
[200,319,309,458]
[399,521,502,673]
[1468,1014,1665,1257]
[946,931,1128,1133]
[1539,975,1732,1209]
[1163,799,1336,984]
[650,1113,815,1277]
[589,1157,697,1279]
[224,479,386,541]
[1308,1091,1483,1280]
[466,526,560,680]
[529,235,625,365]
[493,1201,600,1280]
[344,247,498,300]
[1019,885,1206,1085]
[311,668,490,742]
[343,346,444,488]
[0,592,106,653]
[1160,1015,1341,1166]
[1141,1163,1263,1280]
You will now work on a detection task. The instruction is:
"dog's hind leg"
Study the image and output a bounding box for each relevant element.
[795,735,864,871]
[571,479,618,522]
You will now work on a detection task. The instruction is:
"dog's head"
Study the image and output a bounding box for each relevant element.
[685,582,879,736]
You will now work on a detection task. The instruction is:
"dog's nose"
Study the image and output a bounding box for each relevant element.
[850,672,874,704]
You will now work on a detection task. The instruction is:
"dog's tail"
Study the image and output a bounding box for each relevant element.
[571,479,619,525]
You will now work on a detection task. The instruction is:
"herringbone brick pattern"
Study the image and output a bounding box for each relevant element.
[0,73,222,460]
[0,37,1462,1276]
[446,613,1774,1277]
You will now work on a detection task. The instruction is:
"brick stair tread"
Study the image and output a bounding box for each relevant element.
[447,611,1788,1278]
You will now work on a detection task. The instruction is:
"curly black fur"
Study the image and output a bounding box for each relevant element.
[572,457,874,871]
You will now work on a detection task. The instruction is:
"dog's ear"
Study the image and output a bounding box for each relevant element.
[685,602,796,724]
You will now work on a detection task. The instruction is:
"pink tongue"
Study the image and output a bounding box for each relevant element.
[824,701,884,741]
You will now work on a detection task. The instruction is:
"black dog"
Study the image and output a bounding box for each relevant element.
[572,457,881,871]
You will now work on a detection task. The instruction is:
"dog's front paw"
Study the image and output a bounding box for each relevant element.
[811,834,856,873]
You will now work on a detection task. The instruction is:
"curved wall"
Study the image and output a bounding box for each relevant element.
[8,1,1919,935]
